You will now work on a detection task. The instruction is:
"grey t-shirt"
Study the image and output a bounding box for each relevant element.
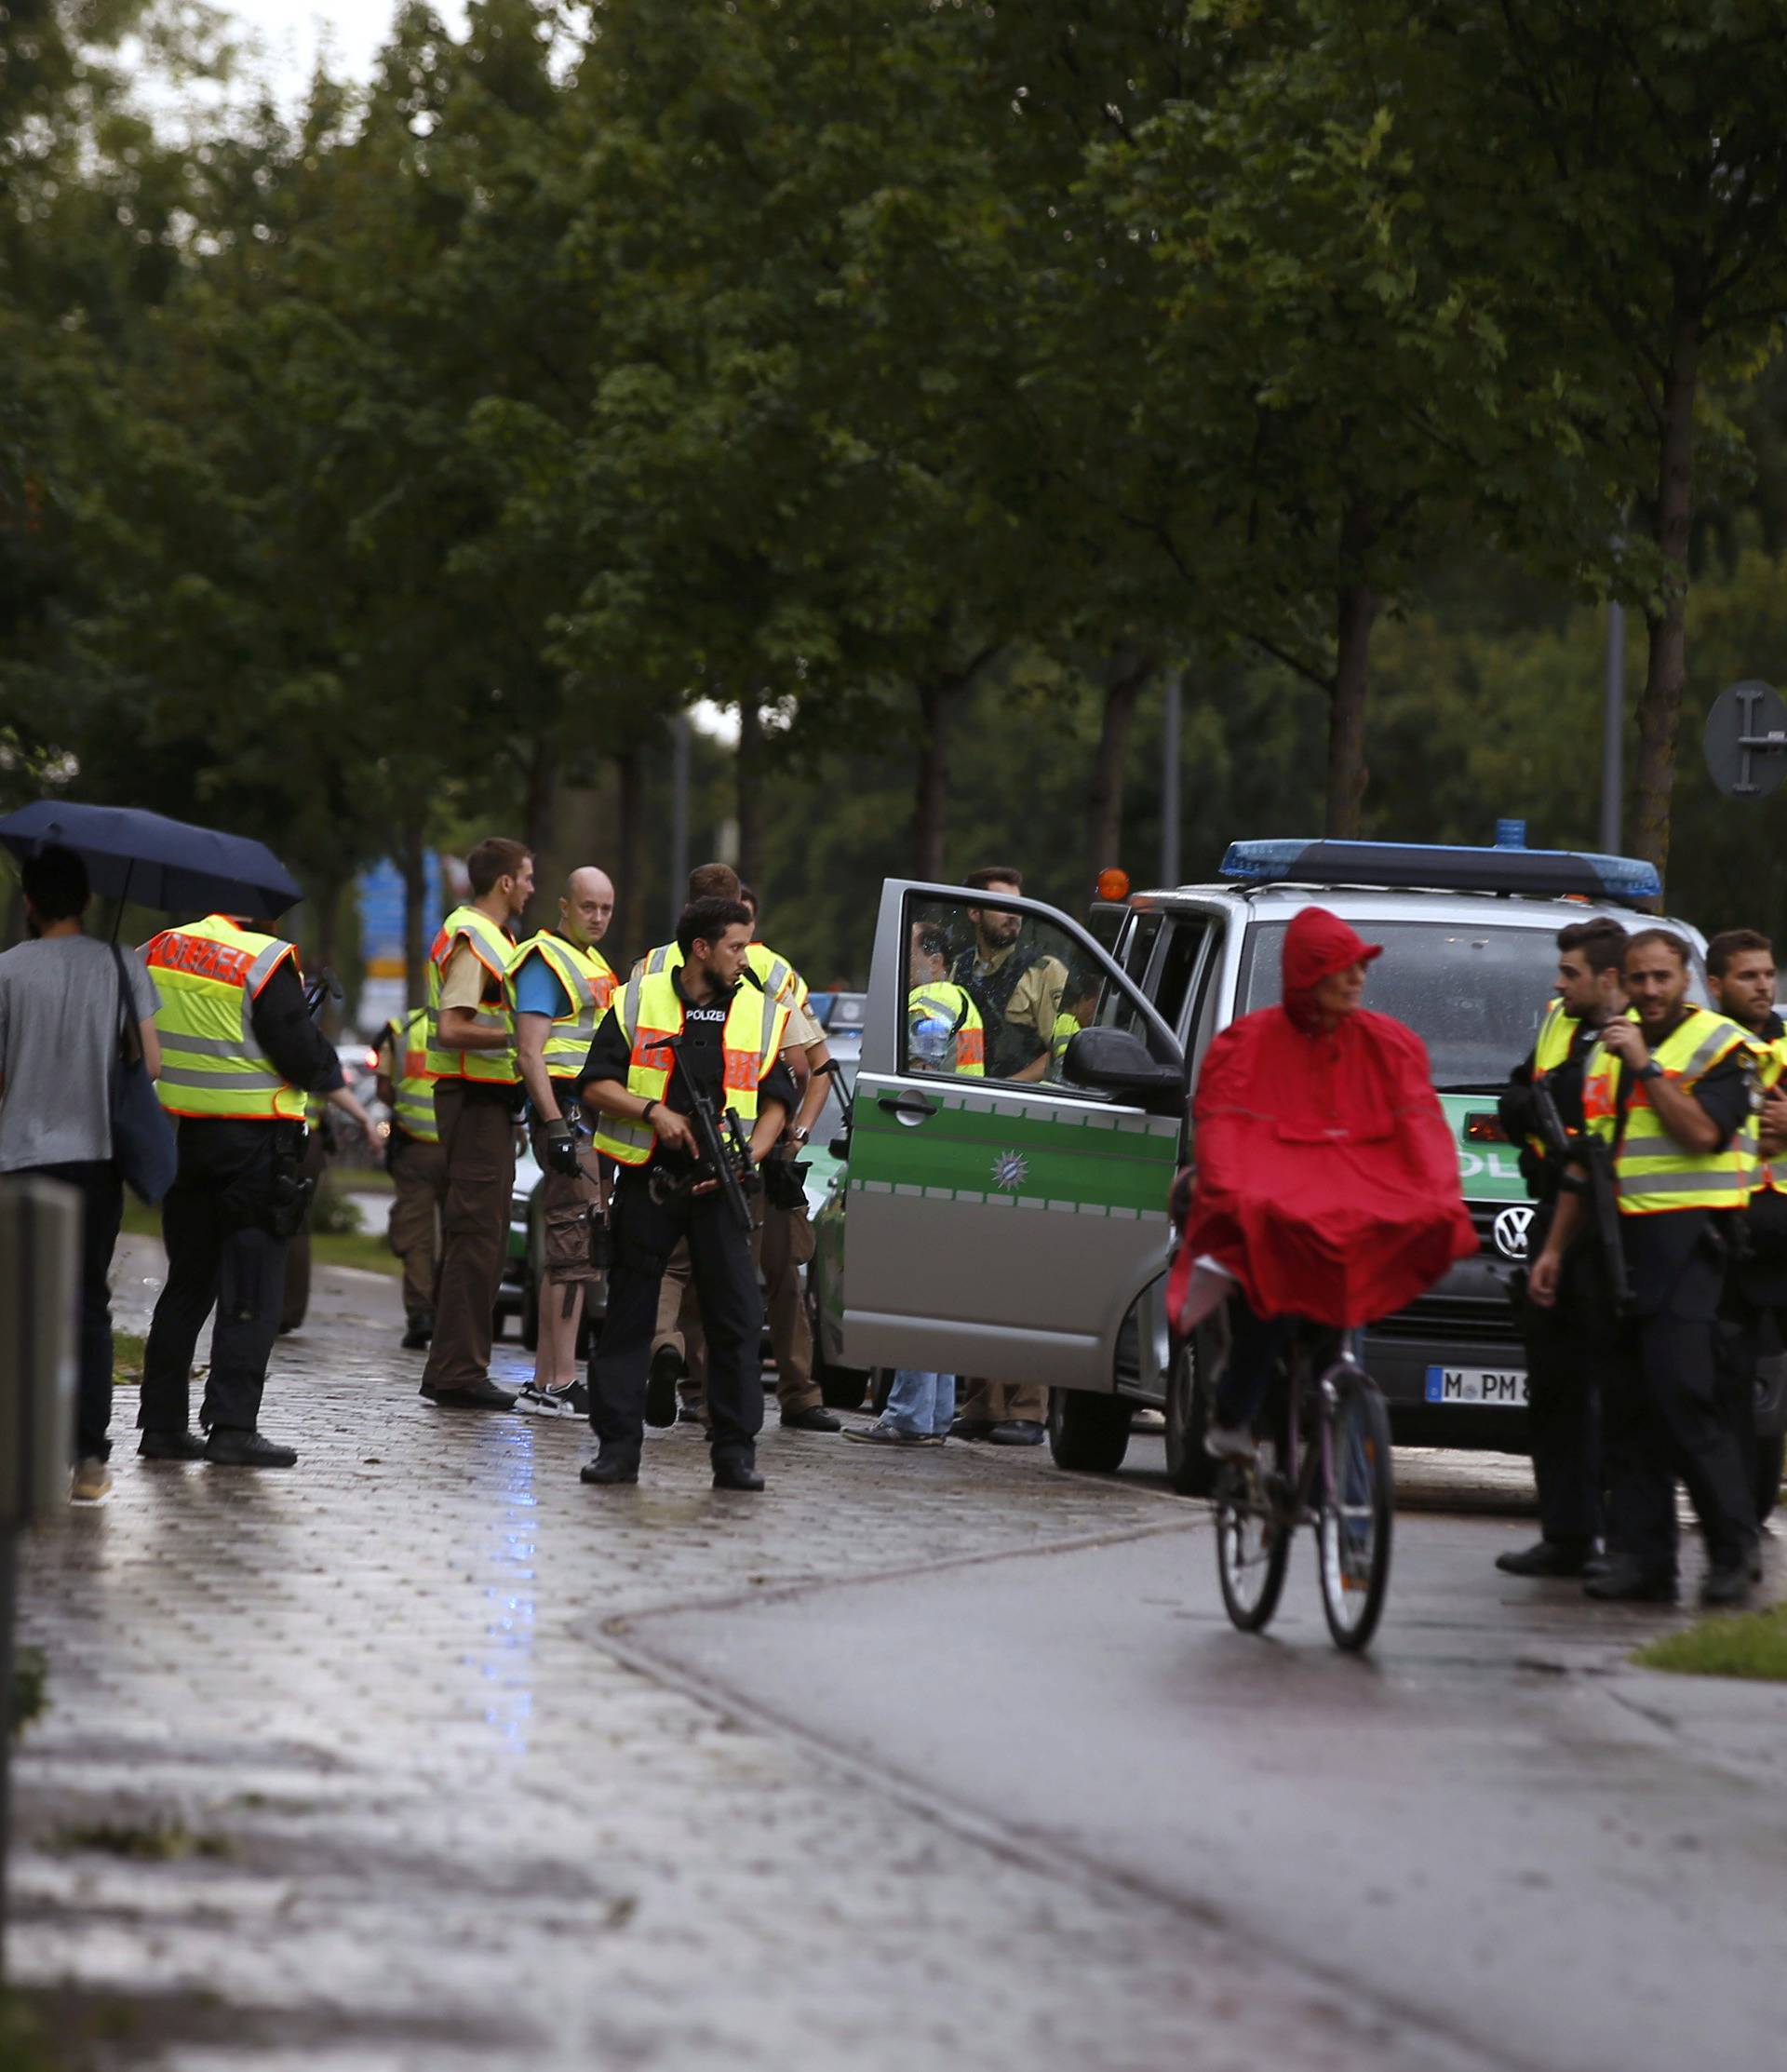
[0,935,160,1170]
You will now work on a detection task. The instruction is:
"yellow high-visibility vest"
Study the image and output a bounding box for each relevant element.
[389,1005,438,1144]
[1746,1032,1787,1195]
[425,905,517,1085]
[1583,1007,1755,1215]
[907,983,986,1077]
[639,937,801,1010]
[144,915,307,1123]
[592,966,790,1166]
[507,931,616,1082]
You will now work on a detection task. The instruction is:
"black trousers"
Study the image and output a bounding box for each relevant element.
[1604,1242,1755,1576]
[588,1171,764,1471]
[141,1120,292,1435]
[21,1160,124,1462]
[1512,1232,1610,1547]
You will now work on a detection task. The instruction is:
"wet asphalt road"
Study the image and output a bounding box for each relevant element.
[18,1235,1787,2071]
[623,1438,1787,2072]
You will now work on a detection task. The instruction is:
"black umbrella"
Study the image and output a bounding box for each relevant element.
[0,801,305,918]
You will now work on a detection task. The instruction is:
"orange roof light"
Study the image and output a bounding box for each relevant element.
[1096,868,1131,902]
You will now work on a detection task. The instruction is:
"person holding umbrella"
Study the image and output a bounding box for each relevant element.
[0,844,162,1503]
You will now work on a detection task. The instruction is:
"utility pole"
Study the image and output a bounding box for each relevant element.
[668,712,691,930]
[1600,599,1624,854]
[1160,667,1183,886]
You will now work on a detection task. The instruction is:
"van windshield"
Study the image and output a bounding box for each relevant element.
[1235,920,1582,1090]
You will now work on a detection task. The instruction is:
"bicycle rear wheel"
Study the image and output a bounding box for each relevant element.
[1216,1449,1290,1633]
[1316,1371,1394,1651]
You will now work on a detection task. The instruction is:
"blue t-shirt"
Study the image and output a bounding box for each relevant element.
[512,954,571,1021]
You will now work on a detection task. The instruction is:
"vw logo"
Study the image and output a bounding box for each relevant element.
[1493,1204,1534,1261]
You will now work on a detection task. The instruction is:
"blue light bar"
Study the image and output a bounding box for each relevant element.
[1217,838,1662,904]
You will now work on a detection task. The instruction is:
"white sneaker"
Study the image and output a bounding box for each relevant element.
[1203,1422,1257,1462]
[71,1457,114,1504]
[516,1381,587,1419]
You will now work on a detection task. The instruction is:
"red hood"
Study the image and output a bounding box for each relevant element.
[1283,907,1380,1029]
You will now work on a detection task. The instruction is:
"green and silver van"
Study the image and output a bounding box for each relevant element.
[812,839,1734,1492]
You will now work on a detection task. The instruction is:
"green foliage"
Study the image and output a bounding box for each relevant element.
[5,0,1787,968]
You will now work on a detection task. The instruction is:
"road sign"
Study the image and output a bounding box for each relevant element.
[1704,679,1787,800]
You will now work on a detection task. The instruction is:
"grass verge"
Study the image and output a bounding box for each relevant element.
[1633,1604,1787,1681]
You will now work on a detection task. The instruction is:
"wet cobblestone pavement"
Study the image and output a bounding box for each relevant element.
[19,1241,1519,2072]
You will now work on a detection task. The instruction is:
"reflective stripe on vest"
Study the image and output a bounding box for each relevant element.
[392,1004,438,1143]
[638,938,800,1007]
[508,932,616,1080]
[425,905,518,1083]
[907,983,986,1077]
[144,915,306,1122]
[1584,1008,1755,1214]
[1523,999,1600,1157]
[592,967,790,1166]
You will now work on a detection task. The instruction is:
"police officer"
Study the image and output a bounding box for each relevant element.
[510,866,618,1416]
[1529,928,1758,1607]
[638,866,842,1434]
[949,866,1066,1083]
[420,836,533,1411]
[947,867,1065,1444]
[579,895,797,1490]
[1494,917,1629,1577]
[907,922,986,1075]
[138,909,377,1466]
[375,1003,445,1349]
[1705,927,1787,1522]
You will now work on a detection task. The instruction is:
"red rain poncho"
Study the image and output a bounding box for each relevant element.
[1170,906,1476,1327]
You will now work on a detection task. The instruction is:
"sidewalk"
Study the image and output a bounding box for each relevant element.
[15,1238,1492,2072]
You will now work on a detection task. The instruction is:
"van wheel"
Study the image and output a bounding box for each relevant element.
[1756,1433,1784,1526]
[1164,1330,1217,1497]
[1047,1388,1132,1473]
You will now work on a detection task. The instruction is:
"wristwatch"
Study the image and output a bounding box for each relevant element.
[789,1124,810,1146]
[641,1098,659,1123]
[1636,1058,1664,1082]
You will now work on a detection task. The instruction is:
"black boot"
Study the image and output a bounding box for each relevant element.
[206,1428,299,1468]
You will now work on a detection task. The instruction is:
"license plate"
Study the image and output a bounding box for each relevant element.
[1424,1365,1527,1406]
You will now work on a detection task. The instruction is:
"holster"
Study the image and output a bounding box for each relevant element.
[264,1123,316,1240]
[761,1153,810,1214]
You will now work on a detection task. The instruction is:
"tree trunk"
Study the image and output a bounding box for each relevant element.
[523,734,556,866]
[1632,301,1700,885]
[1085,643,1155,888]
[315,877,343,1042]
[399,818,427,1011]
[614,744,646,966]
[914,679,953,880]
[1327,502,1377,840]
[735,695,764,895]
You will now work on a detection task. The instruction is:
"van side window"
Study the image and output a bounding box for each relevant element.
[1150,917,1210,1032]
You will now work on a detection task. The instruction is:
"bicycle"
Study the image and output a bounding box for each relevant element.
[1214,1325,1395,1651]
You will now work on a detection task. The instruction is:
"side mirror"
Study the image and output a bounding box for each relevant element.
[1063,1026,1183,1098]
[828,1134,852,1161]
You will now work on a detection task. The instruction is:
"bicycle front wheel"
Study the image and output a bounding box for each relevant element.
[1216,1452,1290,1634]
[1317,1373,1394,1651]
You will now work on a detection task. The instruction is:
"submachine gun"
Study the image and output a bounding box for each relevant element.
[1530,1075,1632,1316]
[646,1035,760,1234]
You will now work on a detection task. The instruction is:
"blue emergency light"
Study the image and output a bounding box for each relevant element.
[1217,837,1662,905]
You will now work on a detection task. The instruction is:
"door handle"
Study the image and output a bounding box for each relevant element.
[878,1091,940,1124]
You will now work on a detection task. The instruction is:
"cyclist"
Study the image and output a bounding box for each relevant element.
[1171,906,1476,1457]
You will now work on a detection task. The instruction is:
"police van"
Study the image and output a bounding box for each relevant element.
[810,837,1765,1494]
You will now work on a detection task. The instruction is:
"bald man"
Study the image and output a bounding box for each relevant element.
[508,867,619,1414]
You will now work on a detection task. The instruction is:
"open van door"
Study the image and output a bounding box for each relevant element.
[837,879,1185,1391]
